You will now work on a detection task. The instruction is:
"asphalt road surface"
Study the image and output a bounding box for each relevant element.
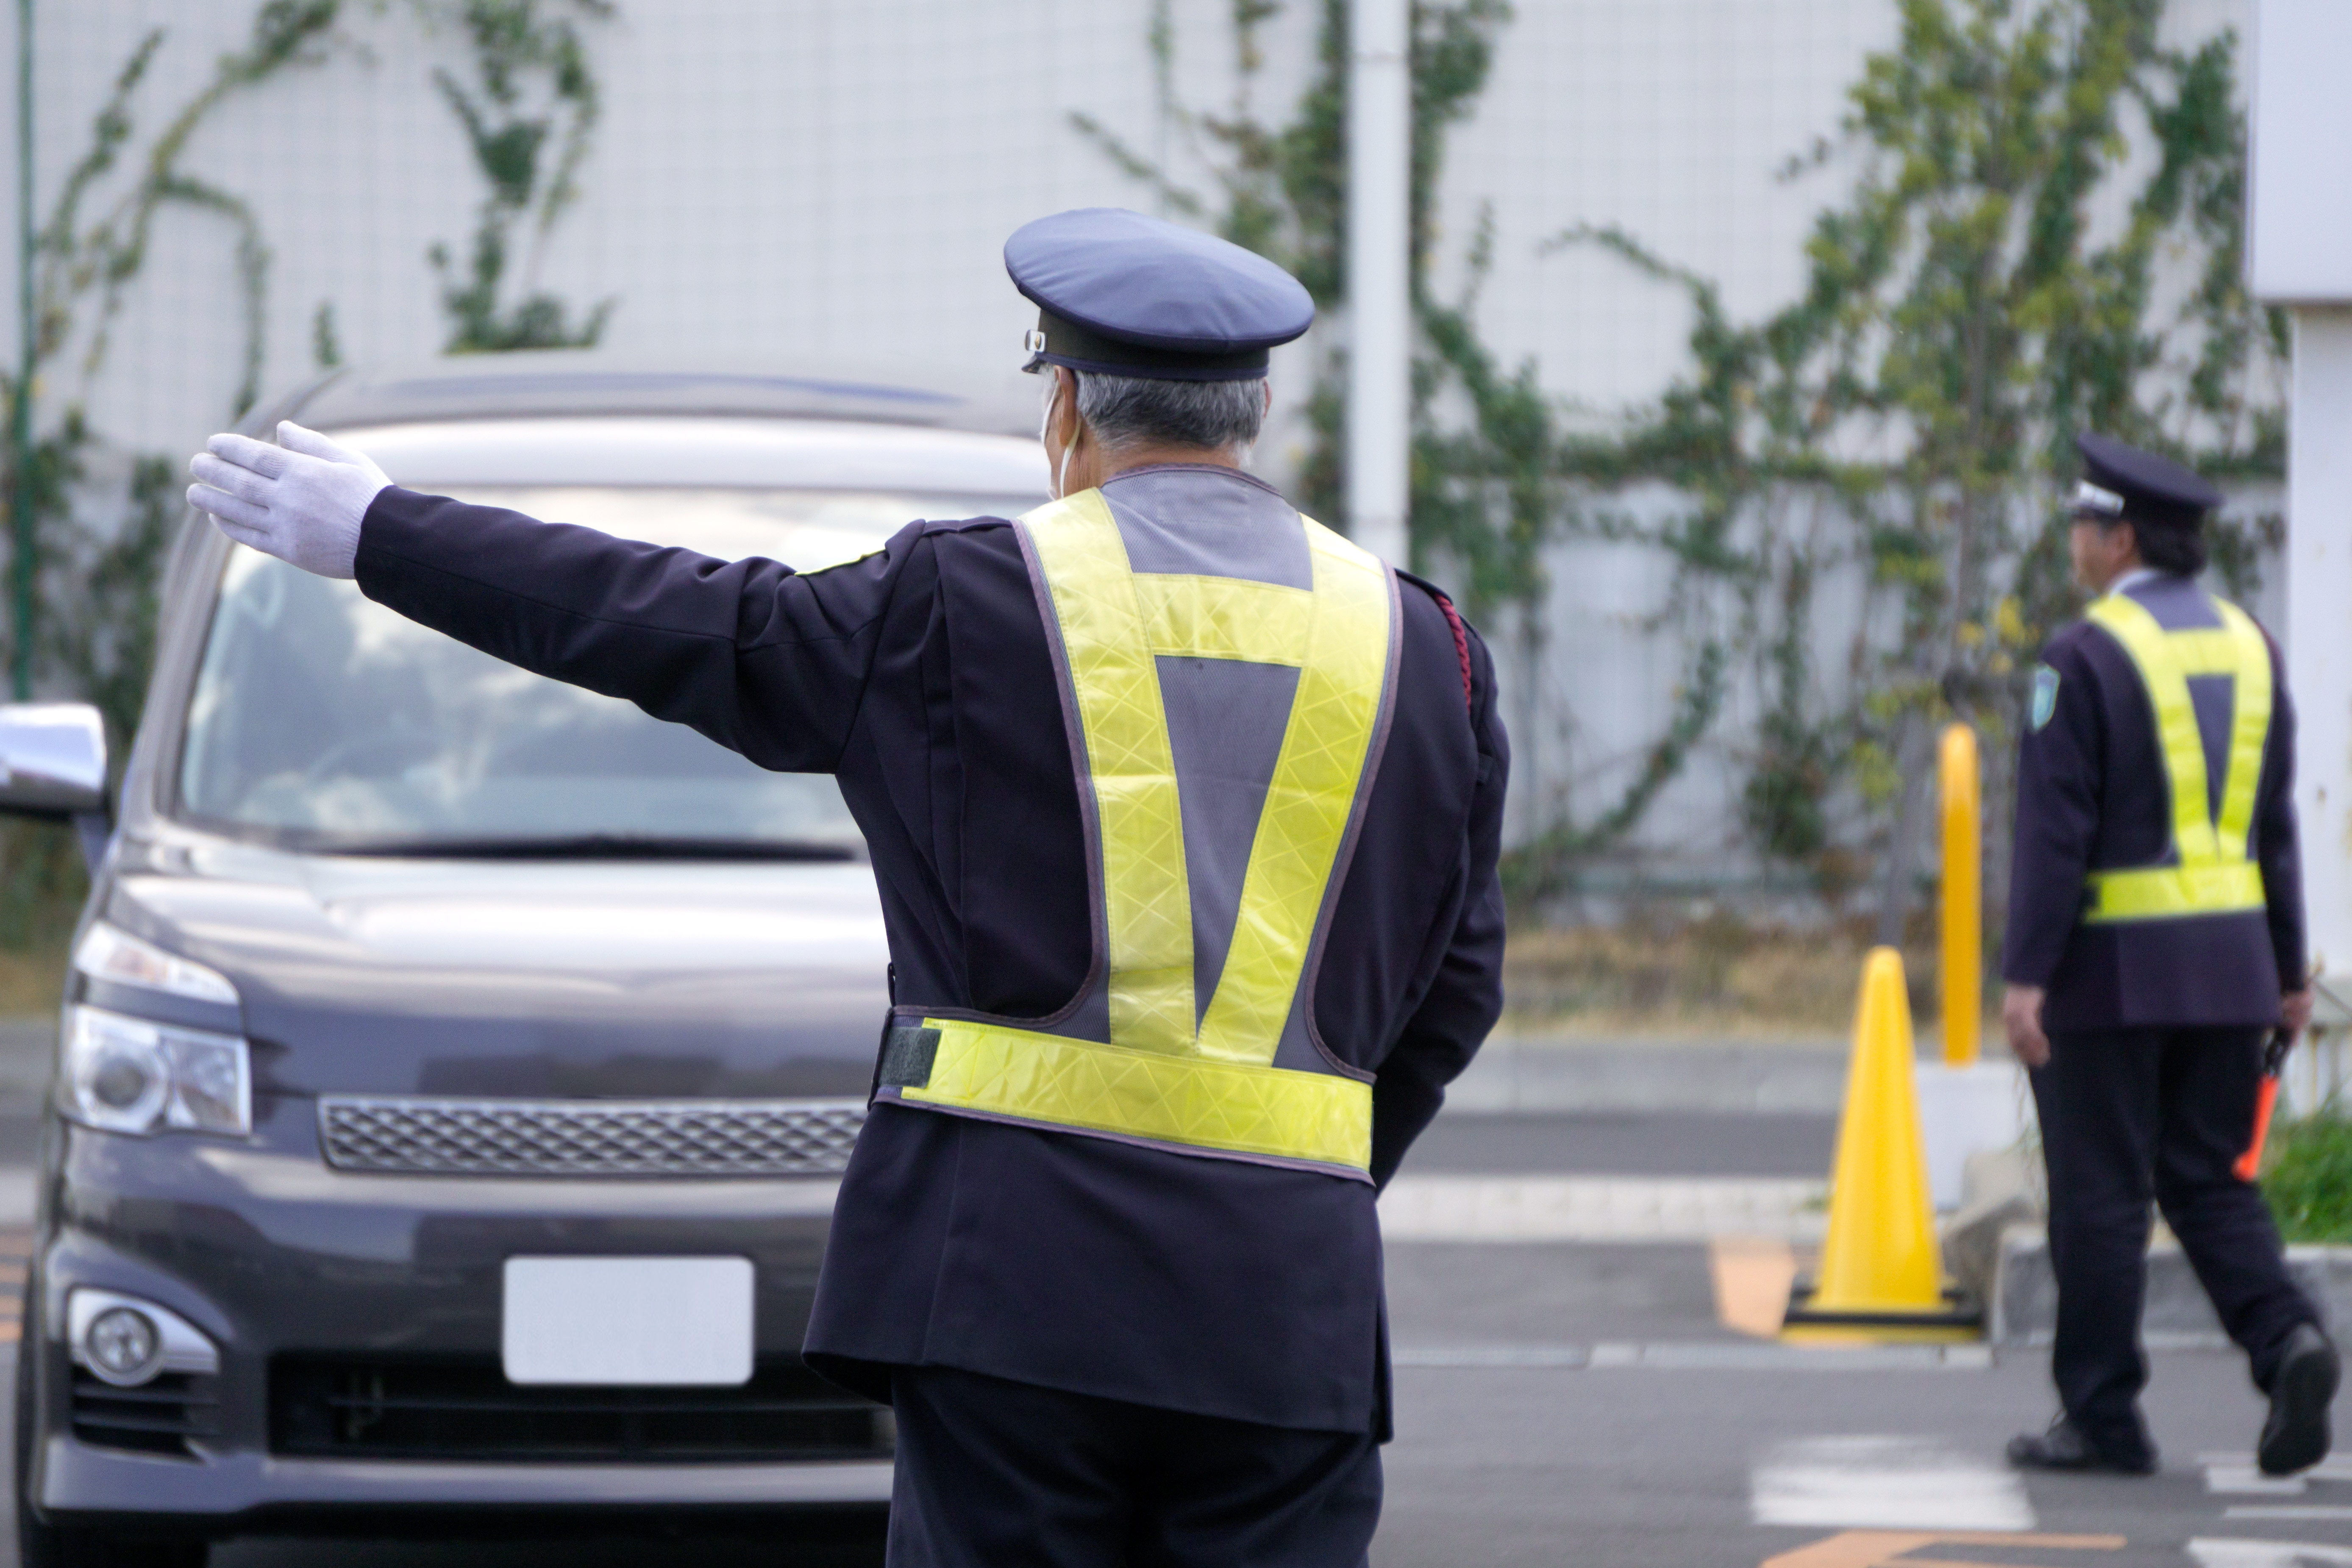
[0,1103,2340,1566]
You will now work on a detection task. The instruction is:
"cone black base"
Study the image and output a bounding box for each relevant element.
[1782,1283,1983,1334]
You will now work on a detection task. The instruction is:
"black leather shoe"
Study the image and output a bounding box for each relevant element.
[2006,1417,2157,1475]
[2258,1324,2341,1477]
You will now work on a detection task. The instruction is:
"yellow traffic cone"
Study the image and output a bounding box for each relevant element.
[1782,947,1981,1341]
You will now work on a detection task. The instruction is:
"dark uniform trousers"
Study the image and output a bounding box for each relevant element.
[2032,1024,2321,1458]
[887,1367,1380,1568]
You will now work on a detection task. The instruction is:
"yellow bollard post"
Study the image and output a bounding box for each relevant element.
[1939,723,1980,1068]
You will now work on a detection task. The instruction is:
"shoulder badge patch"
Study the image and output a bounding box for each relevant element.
[2030,664,2060,732]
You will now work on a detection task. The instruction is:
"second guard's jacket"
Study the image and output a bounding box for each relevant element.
[353,462,1510,1437]
[2002,571,2304,1031]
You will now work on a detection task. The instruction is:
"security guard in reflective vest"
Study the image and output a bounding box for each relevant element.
[184,207,1508,1565]
[2001,432,2336,1478]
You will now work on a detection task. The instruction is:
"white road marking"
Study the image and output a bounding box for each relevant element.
[1593,1342,1990,1371]
[1749,1435,2034,1530]
[2191,1540,2352,1567]
[2201,1454,2352,1499]
[1391,1345,1589,1368]
[1390,1342,1992,1370]
[2209,1465,2314,1496]
[1379,1175,1827,1242]
[2226,1509,2352,1522]
[2204,1455,2352,1482]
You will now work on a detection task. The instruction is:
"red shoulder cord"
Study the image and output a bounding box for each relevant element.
[1432,590,1474,713]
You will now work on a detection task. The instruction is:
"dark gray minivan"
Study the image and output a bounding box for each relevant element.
[6,357,1047,1564]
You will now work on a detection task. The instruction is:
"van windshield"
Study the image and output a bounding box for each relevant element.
[176,487,1026,856]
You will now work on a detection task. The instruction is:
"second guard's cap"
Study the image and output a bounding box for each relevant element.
[2069,431,2223,532]
[1005,208,1314,382]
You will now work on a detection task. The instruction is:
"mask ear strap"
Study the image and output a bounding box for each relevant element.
[1044,373,1079,500]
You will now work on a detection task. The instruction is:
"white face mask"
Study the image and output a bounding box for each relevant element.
[1040,374,1079,500]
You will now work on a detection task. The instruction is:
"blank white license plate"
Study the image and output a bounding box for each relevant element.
[501,1257,754,1387]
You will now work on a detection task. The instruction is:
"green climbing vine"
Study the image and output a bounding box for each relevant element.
[415,0,616,352]
[1086,0,2281,931]
[13,0,620,720]
[1520,0,2281,931]
[8,2,345,740]
[0,1,345,943]
[1078,0,1741,885]
[0,0,618,948]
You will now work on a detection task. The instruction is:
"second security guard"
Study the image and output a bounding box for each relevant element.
[184,209,1507,1566]
[2002,433,2338,1478]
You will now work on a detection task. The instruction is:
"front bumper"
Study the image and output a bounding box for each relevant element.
[39,1445,894,1519]
[31,1102,890,1521]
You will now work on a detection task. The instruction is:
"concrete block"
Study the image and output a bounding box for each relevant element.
[1916,1062,2034,1209]
[1437,1046,1520,1112]
[1959,1145,2044,1213]
[1943,1193,2038,1314]
[1990,1223,2352,1346]
[1445,1038,1849,1115]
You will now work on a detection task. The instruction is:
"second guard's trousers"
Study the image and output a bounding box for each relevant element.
[2032,1024,2322,1460]
[884,1364,1380,1568]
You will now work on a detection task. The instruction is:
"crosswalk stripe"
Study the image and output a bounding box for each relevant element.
[2193,1540,2352,1565]
[1381,1176,1828,1242]
[1751,1435,2034,1531]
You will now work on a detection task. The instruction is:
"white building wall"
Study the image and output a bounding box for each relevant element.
[0,0,2266,872]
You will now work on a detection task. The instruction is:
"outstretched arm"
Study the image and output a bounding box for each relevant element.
[188,421,906,773]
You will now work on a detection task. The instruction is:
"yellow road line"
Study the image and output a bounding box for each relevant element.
[1711,1235,1799,1338]
[1760,1532,2125,1568]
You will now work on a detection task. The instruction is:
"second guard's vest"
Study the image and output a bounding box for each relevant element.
[872,487,1399,1180]
[2080,587,2272,924]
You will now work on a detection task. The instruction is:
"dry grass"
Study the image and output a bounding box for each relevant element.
[1502,916,1960,1040]
[0,922,1979,1039]
[0,944,68,1019]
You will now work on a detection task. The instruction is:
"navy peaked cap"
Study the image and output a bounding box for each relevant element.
[1006,208,1314,382]
[2072,432,2222,531]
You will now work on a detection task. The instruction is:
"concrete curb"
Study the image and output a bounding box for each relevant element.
[1378,1174,1828,1242]
[1989,1223,2352,1347]
[1447,1037,1850,1114]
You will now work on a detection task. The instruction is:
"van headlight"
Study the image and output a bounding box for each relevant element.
[62,1005,251,1137]
[71,920,240,1005]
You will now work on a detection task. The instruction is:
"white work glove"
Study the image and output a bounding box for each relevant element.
[185,421,393,580]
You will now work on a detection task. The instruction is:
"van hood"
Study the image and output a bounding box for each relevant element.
[102,841,891,1099]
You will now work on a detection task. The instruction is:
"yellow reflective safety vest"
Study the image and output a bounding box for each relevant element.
[873,487,1398,1180]
[2080,589,2272,924]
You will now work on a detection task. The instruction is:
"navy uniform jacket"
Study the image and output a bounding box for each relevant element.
[353,463,1510,1437]
[2000,572,2304,1031]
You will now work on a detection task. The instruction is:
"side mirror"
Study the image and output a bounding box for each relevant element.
[0,703,111,870]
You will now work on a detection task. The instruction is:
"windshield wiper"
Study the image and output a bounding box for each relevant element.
[328,834,862,862]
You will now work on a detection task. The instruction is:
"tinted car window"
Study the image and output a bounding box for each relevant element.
[177,487,1023,853]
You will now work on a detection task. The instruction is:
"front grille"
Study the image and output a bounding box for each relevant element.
[72,1369,220,1458]
[318,1095,866,1178]
[270,1357,888,1462]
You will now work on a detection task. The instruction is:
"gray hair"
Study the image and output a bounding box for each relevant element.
[1058,370,1268,455]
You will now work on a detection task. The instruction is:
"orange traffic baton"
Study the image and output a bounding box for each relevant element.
[2233,1029,2292,1183]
